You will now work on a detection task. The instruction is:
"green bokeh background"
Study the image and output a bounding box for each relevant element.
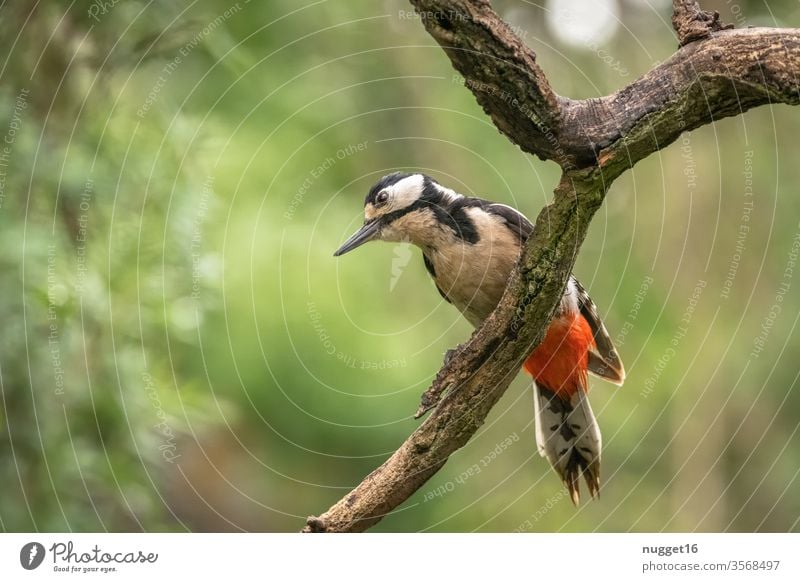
[1,0,799,532]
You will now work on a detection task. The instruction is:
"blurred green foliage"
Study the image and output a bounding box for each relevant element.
[1,0,799,532]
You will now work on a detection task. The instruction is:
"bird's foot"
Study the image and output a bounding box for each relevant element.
[442,344,464,367]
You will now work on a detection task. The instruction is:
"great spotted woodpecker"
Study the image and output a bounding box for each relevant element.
[334,172,625,504]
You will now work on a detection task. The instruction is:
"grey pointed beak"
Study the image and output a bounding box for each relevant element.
[333,219,381,256]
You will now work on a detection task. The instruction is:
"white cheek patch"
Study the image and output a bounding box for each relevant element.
[388,174,425,212]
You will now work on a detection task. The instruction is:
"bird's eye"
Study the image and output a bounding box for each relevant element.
[376,191,389,205]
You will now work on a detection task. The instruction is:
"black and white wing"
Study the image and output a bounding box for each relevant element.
[572,278,626,385]
[483,202,534,243]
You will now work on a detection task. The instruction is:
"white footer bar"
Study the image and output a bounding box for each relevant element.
[1,533,797,580]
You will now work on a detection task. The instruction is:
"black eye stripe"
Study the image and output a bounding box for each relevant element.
[381,199,428,224]
[379,199,479,244]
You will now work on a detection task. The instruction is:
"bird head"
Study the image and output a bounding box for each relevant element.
[334,172,458,256]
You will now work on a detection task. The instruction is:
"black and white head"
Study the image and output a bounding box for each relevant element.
[333,172,460,256]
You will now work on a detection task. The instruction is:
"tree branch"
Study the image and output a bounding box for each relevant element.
[411,0,799,170]
[672,0,733,47]
[406,0,566,165]
[576,27,800,174]
[303,1,800,532]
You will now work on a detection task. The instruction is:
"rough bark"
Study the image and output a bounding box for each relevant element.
[303,1,800,532]
[672,0,733,46]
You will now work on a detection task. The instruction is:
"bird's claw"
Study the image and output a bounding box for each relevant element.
[442,345,463,367]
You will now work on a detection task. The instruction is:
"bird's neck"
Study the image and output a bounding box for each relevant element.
[383,206,462,252]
